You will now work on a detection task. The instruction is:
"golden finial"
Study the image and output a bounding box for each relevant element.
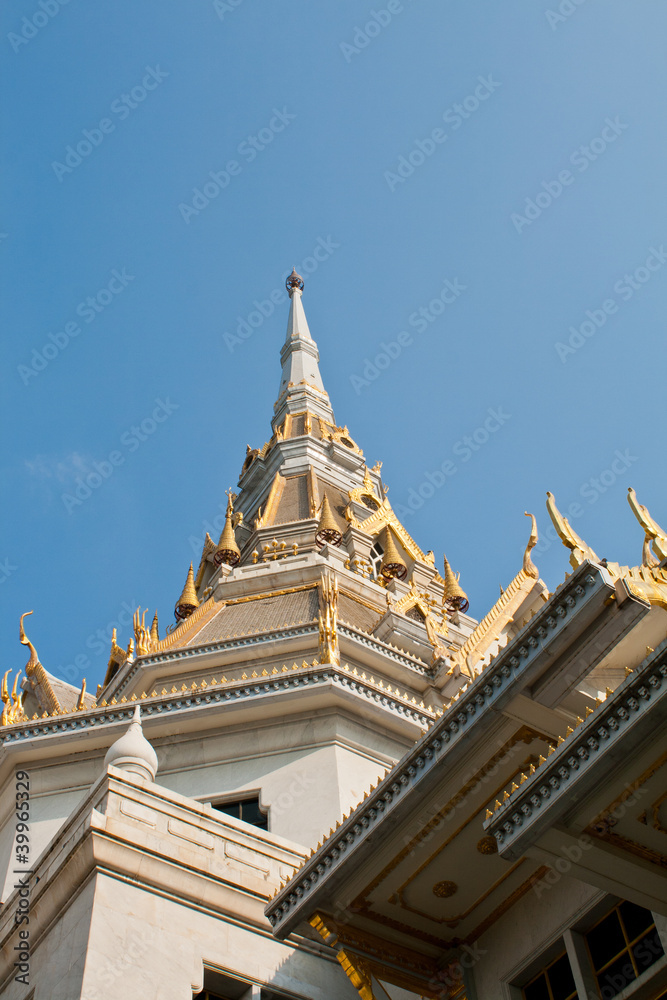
[175,563,199,621]
[76,679,86,711]
[214,490,241,567]
[628,487,667,563]
[523,513,539,580]
[443,557,469,613]
[380,526,407,581]
[315,494,342,548]
[546,492,599,568]
[150,611,159,645]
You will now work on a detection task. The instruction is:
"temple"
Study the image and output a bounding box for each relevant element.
[0,273,666,1000]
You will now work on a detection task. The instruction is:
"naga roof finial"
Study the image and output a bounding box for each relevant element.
[546,492,599,569]
[628,487,667,563]
[523,512,539,580]
[19,611,40,676]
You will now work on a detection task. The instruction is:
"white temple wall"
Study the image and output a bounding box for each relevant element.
[75,871,358,1000]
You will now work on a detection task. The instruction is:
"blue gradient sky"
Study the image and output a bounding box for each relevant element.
[2,1,666,690]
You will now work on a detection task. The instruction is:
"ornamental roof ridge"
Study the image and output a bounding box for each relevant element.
[1,660,433,746]
[484,636,667,854]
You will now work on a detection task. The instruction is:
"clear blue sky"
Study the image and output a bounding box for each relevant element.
[2,1,666,691]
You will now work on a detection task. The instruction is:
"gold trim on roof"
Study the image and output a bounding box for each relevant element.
[153,596,217,652]
[262,472,285,527]
[452,569,547,676]
[308,466,320,517]
[318,571,340,665]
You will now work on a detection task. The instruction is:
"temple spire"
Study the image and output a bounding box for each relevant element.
[273,270,334,429]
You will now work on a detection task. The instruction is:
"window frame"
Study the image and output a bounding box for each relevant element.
[207,792,269,831]
[584,902,665,999]
[521,949,577,1000]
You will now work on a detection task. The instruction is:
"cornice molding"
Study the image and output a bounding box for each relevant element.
[0,661,434,749]
[484,638,667,859]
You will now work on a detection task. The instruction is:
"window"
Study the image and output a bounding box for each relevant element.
[369,541,383,578]
[523,952,577,1000]
[212,796,268,830]
[585,901,664,998]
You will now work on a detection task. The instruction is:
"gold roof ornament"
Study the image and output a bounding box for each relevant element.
[175,563,199,621]
[443,557,469,613]
[1,669,25,726]
[628,487,667,564]
[150,611,159,645]
[214,490,241,567]
[315,493,343,547]
[380,526,407,581]
[19,611,61,716]
[133,608,152,656]
[523,512,540,580]
[546,491,599,568]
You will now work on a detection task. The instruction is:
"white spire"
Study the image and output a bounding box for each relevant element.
[104,706,158,782]
[273,269,334,429]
